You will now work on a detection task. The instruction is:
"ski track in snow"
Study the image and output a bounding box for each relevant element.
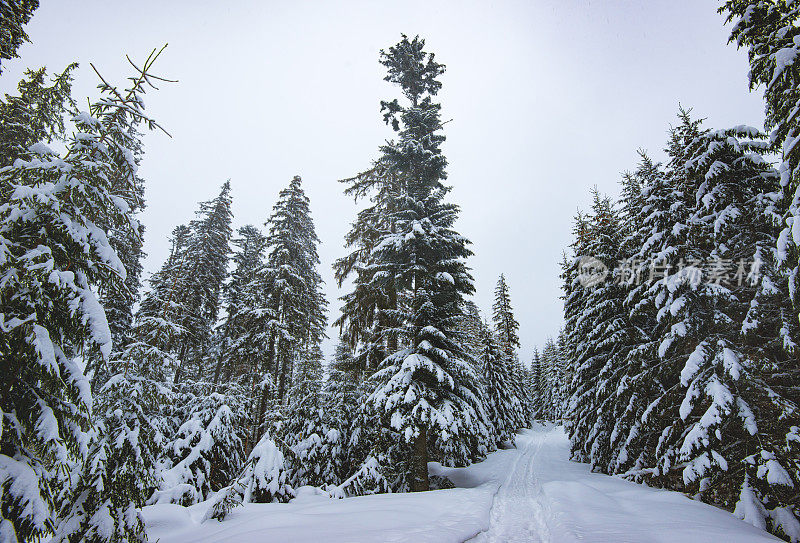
[143,424,779,543]
[470,429,550,542]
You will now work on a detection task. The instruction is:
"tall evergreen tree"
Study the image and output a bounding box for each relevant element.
[649,124,799,540]
[721,0,800,323]
[492,274,520,356]
[262,175,327,405]
[481,327,517,445]
[136,224,192,364]
[176,181,233,382]
[530,347,543,419]
[559,110,800,540]
[491,274,529,427]
[0,0,39,74]
[0,64,75,169]
[338,35,488,492]
[214,224,267,385]
[0,48,166,542]
[565,191,629,468]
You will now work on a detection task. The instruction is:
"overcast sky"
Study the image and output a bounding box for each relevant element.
[1,0,766,364]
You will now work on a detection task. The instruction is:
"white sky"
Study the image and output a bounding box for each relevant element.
[1,0,766,365]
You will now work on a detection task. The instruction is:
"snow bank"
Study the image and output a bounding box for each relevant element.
[143,485,492,542]
[143,424,778,542]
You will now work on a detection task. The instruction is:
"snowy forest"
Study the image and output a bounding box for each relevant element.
[0,1,799,542]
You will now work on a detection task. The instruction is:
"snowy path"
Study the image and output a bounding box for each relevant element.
[143,424,778,542]
[469,425,778,543]
[469,428,550,542]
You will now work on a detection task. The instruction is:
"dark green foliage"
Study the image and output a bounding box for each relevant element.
[481,327,519,445]
[0,47,167,542]
[262,176,327,404]
[0,0,39,73]
[560,109,800,540]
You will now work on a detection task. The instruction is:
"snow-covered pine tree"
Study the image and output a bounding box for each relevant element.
[616,109,708,484]
[0,64,75,169]
[0,47,167,542]
[135,224,193,366]
[598,112,705,483]
[52,362,166,543]
[492,274,529,427]
[333,193,395,375]
[261,175,327,405]
[322,341,360,484]
[554,331,573,420]
[288,343,324,406]
[720,1,800,323]
[99,213,144,354]
[530,348,543,419]
[455,300,495,454]
[565,191,634,471]
[282,395,341,489]
[152,383,247,506]
[214,224,267,385]
[457,299,486,377]
[560,212,591,433]
[539,338,562,421]
[280,343,329,489]
[205,429,294,520]
[96,126,147,357]
[175,181,233,382]
[340,35,489,491]
[481,326,517,446]
[493,274,520,355]
[0,0,39,74]
[649,124,800,539]
[597,153,657,475]
[600,152,675,478]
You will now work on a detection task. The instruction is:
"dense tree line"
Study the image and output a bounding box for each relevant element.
[529,5,800,540]
[546,14,800,539]
[0,18,534,541]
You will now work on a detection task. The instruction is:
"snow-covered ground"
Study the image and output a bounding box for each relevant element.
[143,424,778,542]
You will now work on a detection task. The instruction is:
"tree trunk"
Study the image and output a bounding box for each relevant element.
[212,342,227,385]
[251,381,272,449]
[174,342,189,384]
[276,346,292,404]
[411,427,429,492]
[386,284,398,354]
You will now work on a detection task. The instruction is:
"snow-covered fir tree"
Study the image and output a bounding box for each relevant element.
[337,35,490,492]
[492,274,529,427]
[52,363,166,543]
[0,64,74,169]
[261,175,327,405]
[458,299,487,377]
[321,341,361,484]
[493,274,520,356]
[205,429,294,521]
[135,224,192,367]
[721,0,800,322]
[564,191,629,468]
[214,224,267,385]
[480,326,518,446]
[0,47,167,542]
[559,108,800,540]
[174,181,233,382]
[651,123,799,539]
[0,0,39,74]
[529,347,543,418]
[152,382,247,506]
